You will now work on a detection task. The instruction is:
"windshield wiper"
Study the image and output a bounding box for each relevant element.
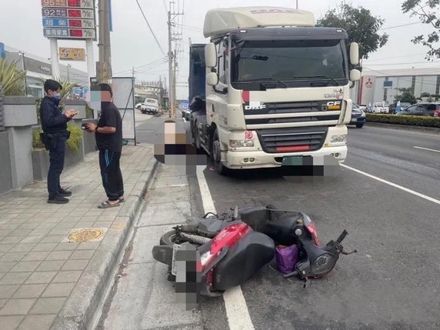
[238,78,288,89]
[261,78,288,89]
[292,75,341,86]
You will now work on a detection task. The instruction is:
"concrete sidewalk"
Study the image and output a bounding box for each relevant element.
[0,144,157,330]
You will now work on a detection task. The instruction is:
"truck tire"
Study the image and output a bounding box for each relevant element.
[212,129,229,175]
[192,121,202,151]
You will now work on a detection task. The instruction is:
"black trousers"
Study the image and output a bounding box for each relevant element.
[47,135,66,198]
[99,149,124,201]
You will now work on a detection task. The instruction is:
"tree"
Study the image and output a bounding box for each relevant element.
[394,88,417,104]
[0,59,25,96]
[318,3,389,59]
[402,0,440,59]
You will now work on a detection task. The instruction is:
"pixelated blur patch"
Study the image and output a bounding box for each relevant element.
[65,228,107,243]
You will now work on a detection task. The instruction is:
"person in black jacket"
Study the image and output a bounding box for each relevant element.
[84,83,124,208]
[40,79,77,204]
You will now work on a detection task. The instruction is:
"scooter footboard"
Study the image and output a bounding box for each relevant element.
[213,231,274,291]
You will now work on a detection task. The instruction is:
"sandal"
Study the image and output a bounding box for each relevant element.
[98,200,121,209]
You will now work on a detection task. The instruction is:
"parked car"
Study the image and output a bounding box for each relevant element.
[397,103,440,117]
[389,102,412,114]
[181,107,191,121]
[369,102,390,113]
[141,98,159,114]
[350,103,366,128]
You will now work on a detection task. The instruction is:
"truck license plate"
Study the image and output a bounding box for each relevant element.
[282,156,304,166]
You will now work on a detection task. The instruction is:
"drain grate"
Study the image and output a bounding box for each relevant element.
[67,228,106,243]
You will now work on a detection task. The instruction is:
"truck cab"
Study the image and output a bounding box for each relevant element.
[189,7,360,174]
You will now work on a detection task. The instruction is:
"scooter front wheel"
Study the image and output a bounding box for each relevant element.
[160,230,178,246]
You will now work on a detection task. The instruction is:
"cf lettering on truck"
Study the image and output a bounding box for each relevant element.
[189,7,361,175]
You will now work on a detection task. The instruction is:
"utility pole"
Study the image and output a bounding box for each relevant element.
[67,64,71,82]
[167,0,184,119]
[97,0,112,84]
[167,10,173,119]
[173,51,177,113]
[296,0,299,9]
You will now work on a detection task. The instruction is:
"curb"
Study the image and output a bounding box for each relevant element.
[365,122,440,134]
[51,157,159,330]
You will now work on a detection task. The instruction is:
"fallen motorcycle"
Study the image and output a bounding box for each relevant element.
[152,206,354,297]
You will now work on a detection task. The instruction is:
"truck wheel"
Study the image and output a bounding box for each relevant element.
[212,129,229,175]
[192,121,202,151]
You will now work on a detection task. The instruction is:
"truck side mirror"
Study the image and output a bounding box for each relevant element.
[205,44,217,68]
[350,42,359,65]
[207,72,218,86]
[350,69,361,82]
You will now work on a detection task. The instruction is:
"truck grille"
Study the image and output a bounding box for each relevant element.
[244,100,341,129]
[257,127,328,154]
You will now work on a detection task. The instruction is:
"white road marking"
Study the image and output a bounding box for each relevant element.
[414,146,440,154]
[196,166,255,330]
[341,164,440,206]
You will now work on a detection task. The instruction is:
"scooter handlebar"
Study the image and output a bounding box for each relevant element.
[336,230,348,244]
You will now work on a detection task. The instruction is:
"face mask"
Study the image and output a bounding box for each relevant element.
[53,92,61,100]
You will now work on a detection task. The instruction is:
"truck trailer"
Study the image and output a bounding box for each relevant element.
[189,7,361,174]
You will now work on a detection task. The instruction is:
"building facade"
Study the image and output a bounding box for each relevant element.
[3,44,88,98]
[352,68,440,106]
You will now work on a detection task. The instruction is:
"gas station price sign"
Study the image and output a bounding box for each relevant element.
[41,0,96,40]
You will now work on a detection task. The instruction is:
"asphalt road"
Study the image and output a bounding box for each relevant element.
[191,124,440,330]
[100,114,440,330]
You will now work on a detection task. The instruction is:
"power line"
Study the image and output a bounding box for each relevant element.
[135,0,166,55]
[113,57,168,75]
[380,22,422,30]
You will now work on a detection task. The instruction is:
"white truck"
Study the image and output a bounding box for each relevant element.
[189,7,360,174]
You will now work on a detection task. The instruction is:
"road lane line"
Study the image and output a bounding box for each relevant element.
[414,146,440,154]
[196,166,255,330]
[341,164,440,206]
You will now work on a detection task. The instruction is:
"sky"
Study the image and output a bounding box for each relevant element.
[0,0,439,99]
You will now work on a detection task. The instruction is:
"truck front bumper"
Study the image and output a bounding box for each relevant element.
[223,146,347,170]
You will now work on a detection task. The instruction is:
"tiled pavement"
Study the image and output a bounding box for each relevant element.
[0,144,156,329]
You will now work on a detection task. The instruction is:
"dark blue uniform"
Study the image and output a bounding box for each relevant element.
[40,96,71,199]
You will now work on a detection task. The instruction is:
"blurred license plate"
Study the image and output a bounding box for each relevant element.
[282,156,303,166]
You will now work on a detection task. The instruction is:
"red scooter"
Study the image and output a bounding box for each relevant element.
[152,206,353,296]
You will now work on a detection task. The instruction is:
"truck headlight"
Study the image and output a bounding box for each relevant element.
[330,134,347,144]
[229,140,255,148]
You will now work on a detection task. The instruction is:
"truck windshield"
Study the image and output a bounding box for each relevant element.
[231,39,348,90]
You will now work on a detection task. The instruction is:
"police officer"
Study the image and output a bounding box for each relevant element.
[40,79,77,204]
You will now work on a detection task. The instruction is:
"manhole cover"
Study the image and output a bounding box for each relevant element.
[67,228,106,243]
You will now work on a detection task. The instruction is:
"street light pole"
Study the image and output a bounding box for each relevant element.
[19,51,28,96]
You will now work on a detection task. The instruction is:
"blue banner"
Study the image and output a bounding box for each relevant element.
[0,42,5,59]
